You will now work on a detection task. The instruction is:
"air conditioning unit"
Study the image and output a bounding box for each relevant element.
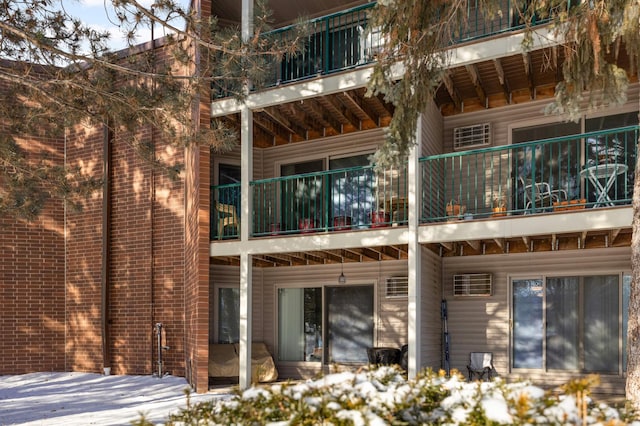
[385,276,408,297]
[453,273,492,296]
[453,123,491,150]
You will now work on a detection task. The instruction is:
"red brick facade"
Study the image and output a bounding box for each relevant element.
[0,132,66,374]
[0,32,205,387]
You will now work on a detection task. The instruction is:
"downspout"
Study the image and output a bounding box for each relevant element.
[101,119,113,373]
[149,12,157,376]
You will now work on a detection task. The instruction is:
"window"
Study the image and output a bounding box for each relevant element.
[512,274,628,373]
[217,287,240,343]
[277,284,374,363]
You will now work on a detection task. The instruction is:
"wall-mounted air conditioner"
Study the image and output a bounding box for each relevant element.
[453,123,491,150]
[385,276,408,297]
[453,273,492,296]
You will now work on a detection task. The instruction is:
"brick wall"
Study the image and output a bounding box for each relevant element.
[0,133,66,374]
[0,19,203,381]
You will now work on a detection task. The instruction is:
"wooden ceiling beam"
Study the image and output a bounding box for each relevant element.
[340,91,380,125]
[259,107,307,141]
[317,96,360,130]
[298,99,343,135]
[492,58,512,104]
[522,52,535,100]
[441,72,463,112]
[465,64,487,107]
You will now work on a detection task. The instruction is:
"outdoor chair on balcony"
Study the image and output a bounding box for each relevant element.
[215,201,239,240]
[519,177,567,213]
[467,351,494,381]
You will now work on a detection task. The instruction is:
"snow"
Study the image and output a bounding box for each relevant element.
[0,372,231,426]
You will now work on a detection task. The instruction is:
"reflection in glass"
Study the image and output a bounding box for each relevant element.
[513,279,543,368]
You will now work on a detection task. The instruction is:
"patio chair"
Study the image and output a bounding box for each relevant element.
[519,177,567,212]
[215,201,239,239]
[467,352,494,381]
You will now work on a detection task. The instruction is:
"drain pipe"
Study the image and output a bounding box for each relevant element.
[101,119,113,375]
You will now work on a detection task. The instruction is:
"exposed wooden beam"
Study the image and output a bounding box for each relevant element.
[441,72,463,112]
[522,52,535,100]
[298,98,343,135]
[317,95,360,130]
[260,107,307,141]
[492,58,511,104]
[466,239,481,253]
[465,64,487,107]
[340,91,380,125]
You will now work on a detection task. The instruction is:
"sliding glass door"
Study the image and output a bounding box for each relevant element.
[512,274,625,373]
[277,284,374,364]
[325,285,374,363]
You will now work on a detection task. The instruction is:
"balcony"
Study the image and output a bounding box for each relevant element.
[211,126,637,241]
[212,0,557,98]
[422,126,637,221]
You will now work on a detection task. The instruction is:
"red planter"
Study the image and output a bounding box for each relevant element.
[333,216,352,231]
[298,218,317,233]
[370,211,390,228]
[269,223,281,235]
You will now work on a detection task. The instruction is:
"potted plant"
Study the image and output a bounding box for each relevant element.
[446,199,465,217]
[491,196,507,217]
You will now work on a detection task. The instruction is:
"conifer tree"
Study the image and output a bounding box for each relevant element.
[0,0,303,219]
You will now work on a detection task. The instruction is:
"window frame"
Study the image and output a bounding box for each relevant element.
[510,272,629,375]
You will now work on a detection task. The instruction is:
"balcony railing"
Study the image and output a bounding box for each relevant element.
[211,126,637,241]
[212,0,563,94]
[421,126,637,222]
[252,164,407,236]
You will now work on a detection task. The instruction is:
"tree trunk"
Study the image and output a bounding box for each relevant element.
[626,107,640,409]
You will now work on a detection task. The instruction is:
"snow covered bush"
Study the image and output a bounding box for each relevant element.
[160,367,638,425]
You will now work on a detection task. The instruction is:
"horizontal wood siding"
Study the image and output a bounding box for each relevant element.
[421,248,443,371]
[442,246,630,393]
[421,100,444,158]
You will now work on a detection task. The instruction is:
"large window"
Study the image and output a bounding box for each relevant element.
[512,274,629,373]
[277,284,374,363]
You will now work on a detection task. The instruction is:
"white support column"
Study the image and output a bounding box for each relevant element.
[407,116,422,379]
[238,0,254,390]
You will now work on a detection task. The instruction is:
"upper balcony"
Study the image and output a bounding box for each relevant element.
[211,125,638,241]
[212,0,557,99]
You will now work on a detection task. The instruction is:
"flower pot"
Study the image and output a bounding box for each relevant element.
[298,218,317,233]
[491,207,507,217]
[269,223,281,235]
[370,211,390,228]
[333,216,352,231]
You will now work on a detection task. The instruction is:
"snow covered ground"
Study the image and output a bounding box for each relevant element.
[0,372,231,426]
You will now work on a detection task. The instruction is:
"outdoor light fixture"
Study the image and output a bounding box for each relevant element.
[338,260,346,284]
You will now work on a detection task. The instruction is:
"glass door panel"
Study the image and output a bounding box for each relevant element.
[546,277,578,370]
[512,122,581,209]
[512,279,544,368]
[325,285,374,363]
[583,275,619,373]
[329,154,373,228]
[277,287,322,362]
[281,160,324,232]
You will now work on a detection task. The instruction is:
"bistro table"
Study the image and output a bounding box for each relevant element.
[579,163,628,207]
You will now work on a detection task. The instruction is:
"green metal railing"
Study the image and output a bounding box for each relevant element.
[248,0,565,89]
[211,183,241,240]
[211,126,637,240]
[266,3,374,85]
[252,164,407,236]
[421,126,638,222]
